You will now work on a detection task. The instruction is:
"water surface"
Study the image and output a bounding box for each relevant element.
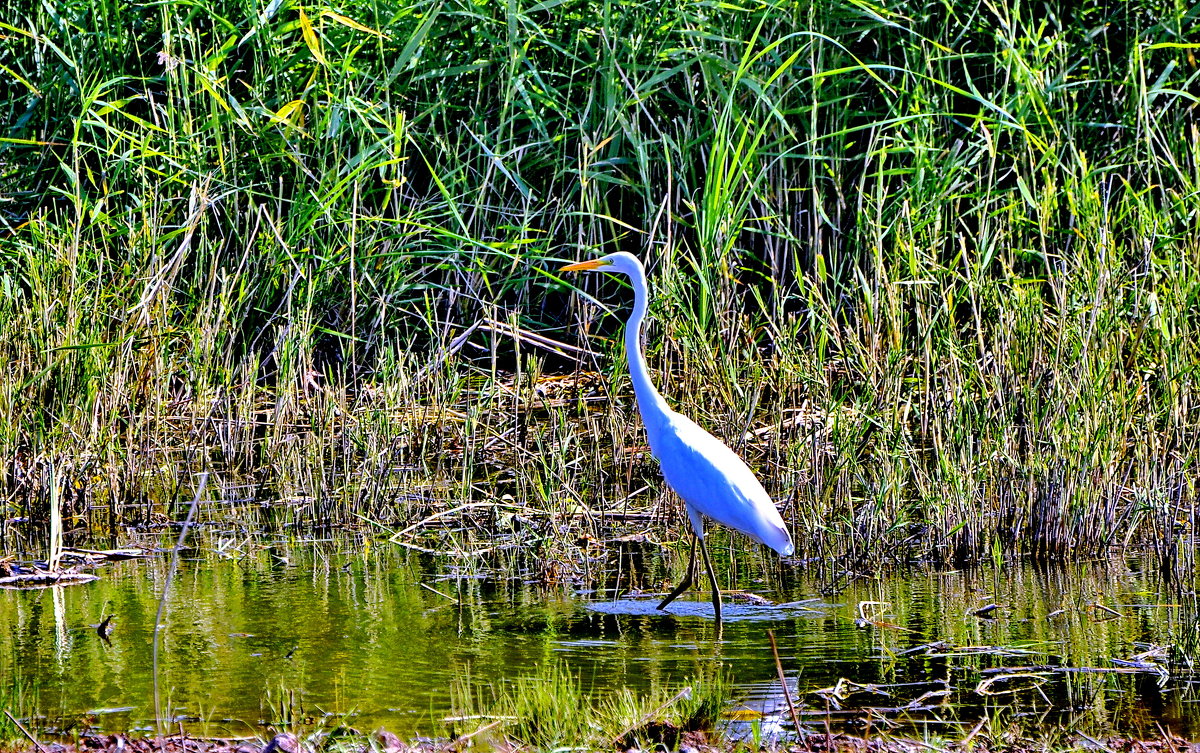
[2,541,1197,740]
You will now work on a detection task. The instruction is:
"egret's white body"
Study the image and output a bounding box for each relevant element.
[650,410,794,556]
[560,252,793,621]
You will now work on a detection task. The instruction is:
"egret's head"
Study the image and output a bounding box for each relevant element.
[559,251,643,278]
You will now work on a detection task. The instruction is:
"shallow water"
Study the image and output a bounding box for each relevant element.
[2,540,1198,741]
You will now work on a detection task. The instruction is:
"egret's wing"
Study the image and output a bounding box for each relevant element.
[648,410,793,555]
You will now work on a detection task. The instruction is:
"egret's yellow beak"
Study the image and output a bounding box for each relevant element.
[559,259,608,272]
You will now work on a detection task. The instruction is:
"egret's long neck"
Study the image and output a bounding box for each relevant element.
[625,269,671,427]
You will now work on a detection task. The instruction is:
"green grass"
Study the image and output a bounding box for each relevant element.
[445,662,729,751]
[0,0,1197,571]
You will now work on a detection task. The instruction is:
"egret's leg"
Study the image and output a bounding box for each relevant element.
[697,534,722,623]
[657,535,697,610]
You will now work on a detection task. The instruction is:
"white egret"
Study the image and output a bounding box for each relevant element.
[560,252,793,622]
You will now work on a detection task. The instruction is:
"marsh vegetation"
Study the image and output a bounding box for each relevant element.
[3,0,1199,566]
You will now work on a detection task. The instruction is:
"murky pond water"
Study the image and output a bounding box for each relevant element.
[3,540,1199,741]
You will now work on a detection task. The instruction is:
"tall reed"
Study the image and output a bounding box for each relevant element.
[0,0,1196,568]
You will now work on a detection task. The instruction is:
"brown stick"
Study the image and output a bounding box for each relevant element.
[3,709,50,753]
[610,686,693,746]
[767,630,802,736]
[444,718,506,751]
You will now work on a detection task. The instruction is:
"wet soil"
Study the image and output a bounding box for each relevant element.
[3,729,1199,753]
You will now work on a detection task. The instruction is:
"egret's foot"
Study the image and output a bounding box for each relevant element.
[657,577,692,611]
[657,535,698,611]
[698,535,723,624]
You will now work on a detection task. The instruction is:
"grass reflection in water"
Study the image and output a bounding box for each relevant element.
[2,543,1197,743]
